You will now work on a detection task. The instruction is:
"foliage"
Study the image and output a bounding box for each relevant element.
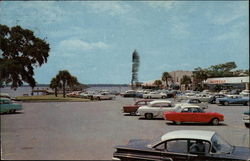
[131,50,140,89]
[181,75,192,90]
[49,77,61,97]
[206,62,237,78]
[153,80,162,88]
[0,24,50,88]
[161,72,172,89]
[56,70,80,98]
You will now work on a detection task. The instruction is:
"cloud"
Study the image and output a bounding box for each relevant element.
[57,39,109,56]
[1,1,64,26]
[82,1,132,16]
[145,1,176,10]
[169,16,190,39]
[206,3,247,25]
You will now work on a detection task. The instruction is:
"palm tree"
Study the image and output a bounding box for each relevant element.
[154,80,162,89]
[49,77,61,97]
[180,75,192,90]
[68,76,80,90]
[162,72,172,89]
[192,67,208,91]
[56,70,73,98]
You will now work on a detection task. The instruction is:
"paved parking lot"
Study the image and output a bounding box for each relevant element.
[1,97,249,160]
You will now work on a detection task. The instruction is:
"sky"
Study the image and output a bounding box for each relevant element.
[0,1,249,84]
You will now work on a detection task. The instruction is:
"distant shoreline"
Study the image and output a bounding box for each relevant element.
[2,84,129,88]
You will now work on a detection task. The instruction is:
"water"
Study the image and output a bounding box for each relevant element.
[0,85,131,97]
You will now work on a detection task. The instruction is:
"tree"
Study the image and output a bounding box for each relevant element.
[49,76,61,97]
[154,80,162,89]
[56,70,79,98]
[162,72,172,89]
[192,67,208,91]
[131,50,140,90]
[207,61,237,78]
[0,24,50,88]
[181,75,192,90]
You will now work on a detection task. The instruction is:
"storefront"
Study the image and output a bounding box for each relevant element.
[203,76,249,91]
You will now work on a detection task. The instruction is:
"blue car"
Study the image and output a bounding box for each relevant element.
[216,95,249,106]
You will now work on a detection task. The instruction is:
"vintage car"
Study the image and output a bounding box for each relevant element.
[181,99,208,109]
[113,130,250,161]
[208,94,226,104]
[79,91,96,99]
[189,93,212,102]
[92,92,115,100]
[122,99,153,115]
[136,100,175,119]
[0,98,22,114]
[122,90,139,98]
[242,110,250,128]
[163,104,224,125]
[143,91,167,99]
[216,95,249,106]
[0,93,11,99]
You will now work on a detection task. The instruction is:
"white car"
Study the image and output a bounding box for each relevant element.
[137,100,175,119]
[143,92,167,99]
[93,92,115,100]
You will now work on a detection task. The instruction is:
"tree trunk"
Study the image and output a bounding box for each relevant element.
[55,87,58,97]
[63,82,66,98]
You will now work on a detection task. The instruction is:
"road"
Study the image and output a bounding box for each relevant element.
[1,97,249,160]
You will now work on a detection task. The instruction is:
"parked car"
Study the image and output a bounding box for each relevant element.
[0,98,22,114]
[113,130,250,161]
[66,91,82,97]
[143,91,167,99]
[122,99,153,115]
[183,99,208,109]
[190,93,212,102]
[80,91,96,99]
[0,93,11,99]
[136,100,175,119]
[122,90,138,98]
[163,104,224,125]
[208,94,226,104]
[216,95,249,106]
[92,92,115,100]
[242,110,250,128]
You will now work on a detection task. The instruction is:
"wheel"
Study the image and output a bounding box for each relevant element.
[12,109,16,113]
[97,97,101,100]
[130,112,136,116]
[162,96,166,99]
[224,101,229,106]
[175,121,181,125]
[147,96,151,99]
[211,118,219,125]
[145,113,153,119]
[246,102,249,106]
[212,100,216,104]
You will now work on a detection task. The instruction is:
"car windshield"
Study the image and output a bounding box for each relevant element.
[211,133,233,154]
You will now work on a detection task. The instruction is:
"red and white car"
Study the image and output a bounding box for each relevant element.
[122,99,153,115]
[163,104,224,125]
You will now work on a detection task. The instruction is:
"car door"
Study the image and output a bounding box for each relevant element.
[163,139,189,161]
[179,107,194,122]
[192,108,207,123]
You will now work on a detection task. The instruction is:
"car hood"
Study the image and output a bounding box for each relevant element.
[229,146,250,160]
[115,139,152,150]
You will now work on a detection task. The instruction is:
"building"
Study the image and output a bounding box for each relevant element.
[169,70,193,86]
[203,76,249,90]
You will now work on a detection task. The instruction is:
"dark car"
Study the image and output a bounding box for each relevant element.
[208,94,226,104]
[113,130,250,161]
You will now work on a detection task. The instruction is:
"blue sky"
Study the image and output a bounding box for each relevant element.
[0,1,248,84]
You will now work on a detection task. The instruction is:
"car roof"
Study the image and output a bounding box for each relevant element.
[0,97,11,101]
[150,100,172,104]
[161,130,215,142]
[175,103,201,108]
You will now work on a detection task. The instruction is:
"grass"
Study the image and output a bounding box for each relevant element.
[15,94,90,102]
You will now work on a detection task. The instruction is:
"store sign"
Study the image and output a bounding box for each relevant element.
[208,80,226,84]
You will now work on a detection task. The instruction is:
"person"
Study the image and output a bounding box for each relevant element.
[189,140,205,153]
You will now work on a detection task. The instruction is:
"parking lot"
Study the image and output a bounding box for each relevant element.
[1,96,249,160]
